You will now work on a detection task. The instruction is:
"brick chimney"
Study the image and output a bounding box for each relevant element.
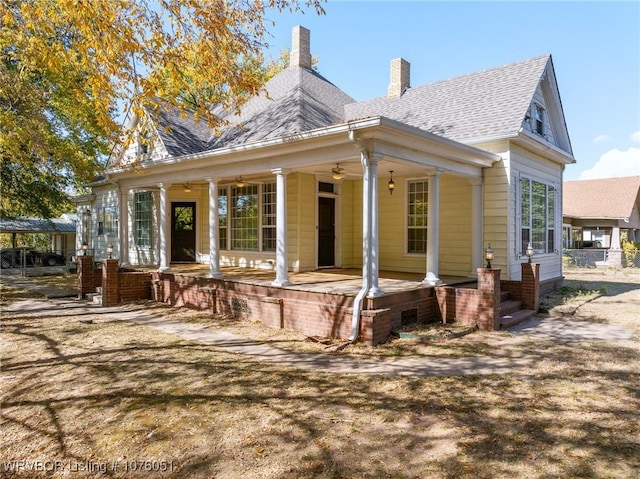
[290,25,312,69]
[387,58,410,98]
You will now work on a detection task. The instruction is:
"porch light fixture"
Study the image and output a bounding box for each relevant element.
[388,170,395,195]
[81,242,88,256]
[106,244,114,259]
[485,244,494,269]
[236,176,246,188]
[526,242,534,263]
[331,163,345,180]
[183,182,192,193]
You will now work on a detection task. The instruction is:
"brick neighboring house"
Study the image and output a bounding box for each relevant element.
[76,26,575,343]
[563,175,640,267]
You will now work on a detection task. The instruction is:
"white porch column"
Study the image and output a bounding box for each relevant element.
[423,169,442,285]
[368,153,384,297]
[272,169,291,287]
[207,178,223,279]
[611,225,621,249]
[158,183,171,272]
[119,186,130,265]
[361,152,372,290]
[469,177,483,277]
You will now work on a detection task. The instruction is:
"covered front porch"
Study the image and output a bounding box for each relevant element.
[134,264,474,296]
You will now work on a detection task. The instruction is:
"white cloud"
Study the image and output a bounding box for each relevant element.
[592,134,611,143]
[579,148,640,180]
[631,131,640,143]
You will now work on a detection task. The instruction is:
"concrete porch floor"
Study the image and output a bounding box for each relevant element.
[132,264,475,296]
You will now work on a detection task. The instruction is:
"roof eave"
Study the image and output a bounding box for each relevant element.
[106,116,500,176]
[514,130,575,165]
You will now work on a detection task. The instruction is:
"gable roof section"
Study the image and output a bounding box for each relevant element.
[345,55,552,145]
[151,105,215,157]
[207,67,356,149]
[563,176,640,219]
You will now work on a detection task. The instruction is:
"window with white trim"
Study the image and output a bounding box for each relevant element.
[97,206,118,237]
[407,180,428,254]
[133,191,153,248]
[218,187,228,250]
[222,182,276,251]
[534,104,545,136]
[520,177,555,255]
[261,182,276,251]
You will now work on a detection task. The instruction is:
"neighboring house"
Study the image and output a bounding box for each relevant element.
[563,175,640,266]
[77,26,574,296]
[0,214,77,260]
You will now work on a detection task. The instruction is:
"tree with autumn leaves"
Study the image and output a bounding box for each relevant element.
[0,0,324,218]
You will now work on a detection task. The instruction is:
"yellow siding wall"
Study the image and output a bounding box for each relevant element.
[438,175,472,276]
[377,174,473,275]
[295,173,317,271]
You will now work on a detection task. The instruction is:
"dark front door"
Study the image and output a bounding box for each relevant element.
[171,202,196,262]
[318,197,335,267]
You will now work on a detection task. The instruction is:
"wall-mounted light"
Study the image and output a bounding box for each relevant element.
[183,182,192,193]
[485,244,494,269]
[81,242,88,256]
[388,170,395,195]
[106,244,114,259]
[236,177,246,188]
[331,163,345,180]
[526,242,534,263]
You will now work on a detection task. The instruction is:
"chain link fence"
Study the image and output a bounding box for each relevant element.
[563,248,640,269]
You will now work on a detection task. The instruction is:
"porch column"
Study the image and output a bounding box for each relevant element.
[469,177,483,277]
[272,169,291,287]
[119,186,130,265]
[423,169,442,285]
[611,225,621,249]
[207,178,223,279]
[158,183,171,272]
[361,152,372,291]
[368,153,384,297]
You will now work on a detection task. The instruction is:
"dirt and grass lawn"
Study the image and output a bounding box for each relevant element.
[1,270,639,478]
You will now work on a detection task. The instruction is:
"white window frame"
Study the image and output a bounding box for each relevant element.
[534,103,545,136]
[133,191,153,249]
[406,179,429,254]
[519,176,557,257]
[220,182,277,252]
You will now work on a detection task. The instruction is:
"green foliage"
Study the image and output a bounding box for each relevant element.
[621,239,640,267]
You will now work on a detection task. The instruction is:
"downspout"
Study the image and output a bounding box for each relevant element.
[348,131,372,342]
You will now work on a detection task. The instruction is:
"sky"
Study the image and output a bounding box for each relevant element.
[260,0,640,182]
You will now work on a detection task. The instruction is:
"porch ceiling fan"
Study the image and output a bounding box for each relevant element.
[331,163,345,180]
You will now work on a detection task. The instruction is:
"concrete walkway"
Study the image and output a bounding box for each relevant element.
[2,296,536,377]
[1,274,635,377]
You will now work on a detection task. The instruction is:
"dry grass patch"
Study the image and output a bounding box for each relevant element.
[1,269,638,478]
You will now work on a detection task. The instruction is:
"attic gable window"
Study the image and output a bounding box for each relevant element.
[534,104,545,136]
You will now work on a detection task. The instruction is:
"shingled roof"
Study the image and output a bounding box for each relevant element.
[207,67,356,150]
[345,55,551,144]
[563,176,640,219]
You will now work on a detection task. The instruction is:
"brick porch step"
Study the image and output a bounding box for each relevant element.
[500,309,536,329]
[501,299,523,316]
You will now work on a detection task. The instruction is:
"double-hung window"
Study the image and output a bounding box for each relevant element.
[261,183,277,251]
[220,182,276,252]
[133,191,153,249]
[97,206,118,237]
[534,104,545,136]
[520,177,555,255]
[407,180,428,254]
[218,188,228,250]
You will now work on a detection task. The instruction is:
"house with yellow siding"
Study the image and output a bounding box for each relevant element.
[76,26,574,342]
